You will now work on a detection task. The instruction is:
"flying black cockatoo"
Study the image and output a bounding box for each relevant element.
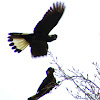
[8,2,65,57]
[28,67,57,100]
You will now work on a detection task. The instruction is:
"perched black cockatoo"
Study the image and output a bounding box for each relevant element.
[8,2,65,57]
[28,67,57,100]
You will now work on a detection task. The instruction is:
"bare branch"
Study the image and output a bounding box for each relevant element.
[48,52,100,100]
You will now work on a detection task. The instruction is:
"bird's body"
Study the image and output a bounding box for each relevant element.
[8,2,65,57]
[28,67,57,100]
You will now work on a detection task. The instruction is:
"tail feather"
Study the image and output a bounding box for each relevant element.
[28,91,47,100]
[28,94,39,100]
[8,33,29,53]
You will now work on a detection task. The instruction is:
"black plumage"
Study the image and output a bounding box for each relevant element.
[28,67,57,100]
[8,2,65,57]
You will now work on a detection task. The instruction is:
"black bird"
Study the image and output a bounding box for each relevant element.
[28,67,57,100]
[8,2,65,57]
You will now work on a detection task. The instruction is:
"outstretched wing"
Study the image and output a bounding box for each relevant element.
[34,2,65,36]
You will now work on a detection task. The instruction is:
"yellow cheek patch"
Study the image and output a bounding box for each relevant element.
[47,71,50,75]
[49,35,53,37]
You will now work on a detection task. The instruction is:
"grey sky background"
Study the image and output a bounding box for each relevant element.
[0,0,100,100]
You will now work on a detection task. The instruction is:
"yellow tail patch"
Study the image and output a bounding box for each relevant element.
[8,33,29,53]
[12,38,29,50]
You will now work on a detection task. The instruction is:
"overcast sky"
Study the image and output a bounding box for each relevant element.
[0,0,100,100]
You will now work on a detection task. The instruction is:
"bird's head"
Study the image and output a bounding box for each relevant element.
[48,34,57,42]
[49,34,57,40]
[46,67,55,75]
